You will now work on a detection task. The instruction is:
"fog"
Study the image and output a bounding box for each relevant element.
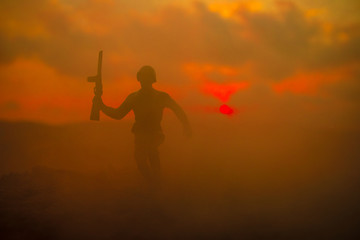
[1,115,359,239]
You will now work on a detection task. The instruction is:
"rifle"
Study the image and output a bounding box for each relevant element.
[87,50,103,121]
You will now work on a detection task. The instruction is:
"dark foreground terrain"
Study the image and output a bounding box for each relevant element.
[0,119,359,239]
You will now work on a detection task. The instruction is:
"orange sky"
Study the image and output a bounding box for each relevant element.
[0,0,359,128]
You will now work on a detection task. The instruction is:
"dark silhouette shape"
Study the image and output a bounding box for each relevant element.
[88,50,103,120]
[93,65,191,185]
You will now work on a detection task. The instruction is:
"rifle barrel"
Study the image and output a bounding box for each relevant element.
[97,50,103,76]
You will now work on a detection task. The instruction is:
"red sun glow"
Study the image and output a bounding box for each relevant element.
[183,62,250,117]
[219,104,234,115]
[202,81,249,102]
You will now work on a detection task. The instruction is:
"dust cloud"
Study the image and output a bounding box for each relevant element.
[0,116,359,239]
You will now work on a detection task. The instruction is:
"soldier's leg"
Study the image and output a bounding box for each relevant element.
[134,136,151,181]
[148,133,164,183]
[148,147,161,179]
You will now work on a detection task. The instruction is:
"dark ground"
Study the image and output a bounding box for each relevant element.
[0,119,359,239]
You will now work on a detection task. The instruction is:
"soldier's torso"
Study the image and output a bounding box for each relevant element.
[130,89,169,134]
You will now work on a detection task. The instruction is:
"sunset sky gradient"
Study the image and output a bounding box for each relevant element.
[0,0,359,127]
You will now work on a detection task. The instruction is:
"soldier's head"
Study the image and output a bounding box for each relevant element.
[137,66,156,88]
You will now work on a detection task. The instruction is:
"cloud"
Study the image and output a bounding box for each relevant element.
[272,65,356,95]
[0,100,21,112]
[0,0,358,79]
[0,0,359,123]
[183,62,251,102]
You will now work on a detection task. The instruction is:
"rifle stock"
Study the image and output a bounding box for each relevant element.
[88,51,103,121]
[90,98,100,120]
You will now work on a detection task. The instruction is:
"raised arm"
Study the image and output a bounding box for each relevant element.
[165,94,192,137]
[95,94,134,120]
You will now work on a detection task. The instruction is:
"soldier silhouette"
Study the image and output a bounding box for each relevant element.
[94,66,191,185]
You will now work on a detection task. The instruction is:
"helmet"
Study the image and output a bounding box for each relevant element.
[137,65,156,83]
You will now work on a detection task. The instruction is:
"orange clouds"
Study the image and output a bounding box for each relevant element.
[208,1,265,19]
[201,81,249,102]
[0,58,89,122]
[273,65,356,95]
[183,62,251,102]
[0,0,359,124]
